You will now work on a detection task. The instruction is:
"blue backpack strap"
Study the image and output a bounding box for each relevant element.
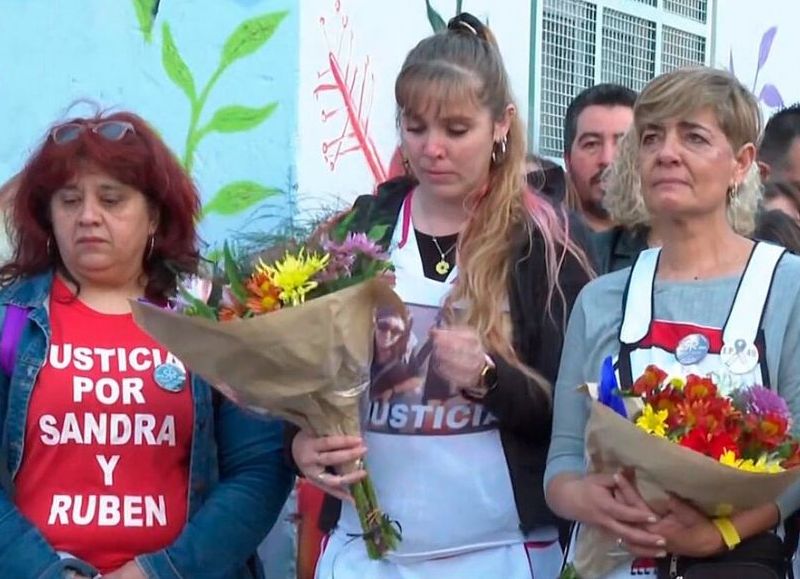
[0,304,28,377]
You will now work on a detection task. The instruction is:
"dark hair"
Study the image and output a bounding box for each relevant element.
[563,83,637,155]
[759,103,800,168]
[755,209,800,254]
[2,110,200,300]
[763,180,800,214]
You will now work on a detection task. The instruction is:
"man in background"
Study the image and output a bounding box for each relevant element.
[563,83,636,232]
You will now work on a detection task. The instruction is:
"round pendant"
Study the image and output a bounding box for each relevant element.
[154,362,187,392]
[435,259,451,275]
[721,338,759,375]
[675,333,710,366]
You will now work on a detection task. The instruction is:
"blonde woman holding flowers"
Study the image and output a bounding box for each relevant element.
[288,12,593,579]
[546,67,800,578]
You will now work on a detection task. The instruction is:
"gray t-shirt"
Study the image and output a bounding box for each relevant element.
[545,251,800,518]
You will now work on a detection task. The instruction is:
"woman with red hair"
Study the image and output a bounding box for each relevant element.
[0,111,293,579]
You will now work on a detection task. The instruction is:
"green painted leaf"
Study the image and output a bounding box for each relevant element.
[203,181,282,217]
[425,0,446,32]
[132,0,158,43]
[456,0,463,14]
[162,23,196,103]
[204,102,277,134]
[220,11,288,70]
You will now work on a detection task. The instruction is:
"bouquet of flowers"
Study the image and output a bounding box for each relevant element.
[131,217,403,559]
[568,358,800,578]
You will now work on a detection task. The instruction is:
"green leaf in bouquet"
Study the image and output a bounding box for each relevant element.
[559,563,581,579]
[425,0,446,32]
[366,224,389,243]
[177,285,218,320]
[223,242,249,305]
[331,211,357,243]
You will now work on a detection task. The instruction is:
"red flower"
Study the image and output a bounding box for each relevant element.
[632,365,667,396]
[679,427,739,460]
[754,412,790,450]
[683,375,717,400]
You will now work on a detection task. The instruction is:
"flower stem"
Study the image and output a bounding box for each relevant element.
[349,475,400,559]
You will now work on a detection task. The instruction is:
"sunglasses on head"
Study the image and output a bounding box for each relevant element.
[50,121,136,145]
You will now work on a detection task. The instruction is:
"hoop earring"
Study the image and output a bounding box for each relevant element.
[491,136,508,165]
[402,156,411,176]
[727,182,740,207]
[146,235,155,261]
[46,237,53,257]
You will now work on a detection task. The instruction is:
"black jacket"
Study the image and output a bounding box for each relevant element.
[287,176,591,535]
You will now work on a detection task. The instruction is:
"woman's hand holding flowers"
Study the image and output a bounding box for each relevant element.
[292,430,368,503]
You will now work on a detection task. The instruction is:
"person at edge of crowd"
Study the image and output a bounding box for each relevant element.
[545,66,800,579]
[758,102,800,185]
[563,83,637,233]
[756,209,800,254]
[0,111,294,579]
[525,153,568,205]
[286,12,593,579]
[596,148,800,274]
[763,180,800,223]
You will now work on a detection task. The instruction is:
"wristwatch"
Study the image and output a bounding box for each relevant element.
[462,355,498,400]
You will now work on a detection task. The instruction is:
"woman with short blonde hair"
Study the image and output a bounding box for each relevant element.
[547,66,800,578]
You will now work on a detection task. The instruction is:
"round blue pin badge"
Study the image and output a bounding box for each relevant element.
[154,362,186,392]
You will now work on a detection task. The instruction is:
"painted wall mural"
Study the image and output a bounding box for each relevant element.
[0,0,297,252]
[715,2,800,117]
[0,0,530,250]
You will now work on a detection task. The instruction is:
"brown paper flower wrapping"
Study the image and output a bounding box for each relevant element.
[131,278,403,439]
[574,390,800,578]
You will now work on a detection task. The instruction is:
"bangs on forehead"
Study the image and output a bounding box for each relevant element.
[635,92,719,132]
[397,65,484,120]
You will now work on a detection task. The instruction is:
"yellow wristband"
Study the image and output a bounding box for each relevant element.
[712,517,741,550]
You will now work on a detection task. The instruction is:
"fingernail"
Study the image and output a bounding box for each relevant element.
[648,516,659,524]
[613,473,621,484]
[656,539,666,547]
[656,551,667,558]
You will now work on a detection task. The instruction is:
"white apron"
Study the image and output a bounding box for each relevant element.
[317,194,561,579]
[565,243,787,578]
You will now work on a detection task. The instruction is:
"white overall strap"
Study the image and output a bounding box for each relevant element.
[619,248,661,344]
[723,242,786,344]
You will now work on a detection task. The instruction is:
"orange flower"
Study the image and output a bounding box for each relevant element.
[677,396,735,434]
[683,375,717,400]
[632,365,667,396]
[246,270,282,314]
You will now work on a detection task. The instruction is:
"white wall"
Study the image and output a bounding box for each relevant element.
[295,0,532,216]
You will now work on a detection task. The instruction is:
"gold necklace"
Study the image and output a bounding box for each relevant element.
[431,235,457,275]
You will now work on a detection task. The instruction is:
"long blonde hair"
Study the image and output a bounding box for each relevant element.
[395,14,592,391]
[604,67,762,235]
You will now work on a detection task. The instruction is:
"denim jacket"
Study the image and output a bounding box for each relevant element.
[0,272,294,579]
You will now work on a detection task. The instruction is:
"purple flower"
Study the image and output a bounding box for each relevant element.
[741,385,792,425]
[336,232,389,261]
[319,232,389,281]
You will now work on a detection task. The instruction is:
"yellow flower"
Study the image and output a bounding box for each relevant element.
[265,250,330,306]
[668,376,686,390]
[719,451,783,473]
[636,404,669,437]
